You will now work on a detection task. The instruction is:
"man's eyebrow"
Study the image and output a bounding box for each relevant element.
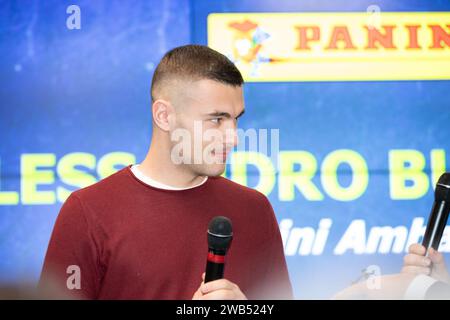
[206,111,232,118]
[236,109,245,119]
[205,109,245,119]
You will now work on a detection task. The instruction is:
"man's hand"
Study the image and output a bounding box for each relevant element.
[192,273,247,300]
[402,243,450,284]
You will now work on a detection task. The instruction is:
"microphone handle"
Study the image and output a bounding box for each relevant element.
[205,249,226,283]
[422,200,450,251]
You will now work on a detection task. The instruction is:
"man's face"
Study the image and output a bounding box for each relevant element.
[169,79,245,177]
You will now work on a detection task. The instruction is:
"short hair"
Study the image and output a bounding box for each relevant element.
[151,45,244,102]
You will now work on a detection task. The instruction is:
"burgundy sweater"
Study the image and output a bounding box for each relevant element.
[39,166,293,299]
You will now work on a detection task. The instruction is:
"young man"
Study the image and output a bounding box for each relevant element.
[39,45,293,300]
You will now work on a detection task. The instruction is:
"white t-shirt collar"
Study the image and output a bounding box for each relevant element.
[130,164,208,191]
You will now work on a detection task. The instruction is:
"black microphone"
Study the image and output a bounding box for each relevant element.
[205,216,233,283]
[422,172,450,252]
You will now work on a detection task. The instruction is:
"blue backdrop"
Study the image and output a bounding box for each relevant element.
[1,0,449,299]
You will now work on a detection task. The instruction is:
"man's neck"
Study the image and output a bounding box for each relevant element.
[139,139,206,189]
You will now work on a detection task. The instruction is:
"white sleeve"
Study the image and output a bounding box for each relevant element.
[403,274,438,300]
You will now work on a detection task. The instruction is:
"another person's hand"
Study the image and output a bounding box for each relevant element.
[402,243,450,284]
[333,273,416,300]
[192,273,247,300]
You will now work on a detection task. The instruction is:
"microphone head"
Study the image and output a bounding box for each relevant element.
[207,216,233,252]
[436,173,450,202]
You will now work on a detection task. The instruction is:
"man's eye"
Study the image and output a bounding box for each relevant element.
[211,118,222,124]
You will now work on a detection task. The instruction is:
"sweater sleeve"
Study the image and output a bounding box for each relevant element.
[249,194,294,300]
[38,193,102,299]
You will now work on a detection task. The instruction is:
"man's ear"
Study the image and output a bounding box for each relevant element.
[152,99,175,131]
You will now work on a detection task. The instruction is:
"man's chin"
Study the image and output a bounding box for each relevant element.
[198,163,226,177]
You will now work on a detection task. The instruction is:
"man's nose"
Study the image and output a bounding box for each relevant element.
[232,129,239,147]
[224,125,238,148]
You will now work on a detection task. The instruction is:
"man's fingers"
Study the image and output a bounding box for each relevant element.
[195,275,243,300]
[192,273,207,300]
[192,287,203,300]
[403,244,449,284]
[403,253,431,267]
[408,243,426,256]
[199,289,236,300]
[428,248,450,283]
[401,265,431,275]
[201,279,236,294]
[429,248,445,265]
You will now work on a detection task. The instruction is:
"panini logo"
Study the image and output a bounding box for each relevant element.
[207,12,450,81]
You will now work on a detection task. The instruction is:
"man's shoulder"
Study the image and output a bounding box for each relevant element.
[71,166,131,203]
[210,176,271,207]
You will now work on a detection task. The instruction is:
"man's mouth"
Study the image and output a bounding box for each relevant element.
[211,150,229,162]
